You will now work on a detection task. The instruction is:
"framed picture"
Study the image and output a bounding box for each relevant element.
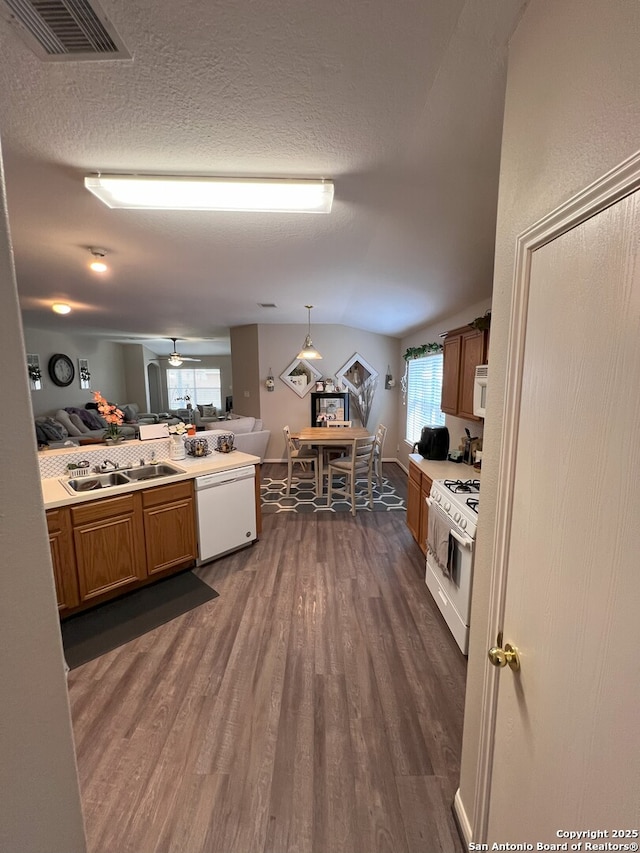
[78,358,91,390]
[27,353,42,390]
[280,358,323,398]
[336,353,379,395]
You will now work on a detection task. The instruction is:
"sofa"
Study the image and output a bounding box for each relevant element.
[33,402,154,448]
[204,415,270,462]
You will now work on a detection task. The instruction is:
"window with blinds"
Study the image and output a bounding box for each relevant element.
[405,354,445,443]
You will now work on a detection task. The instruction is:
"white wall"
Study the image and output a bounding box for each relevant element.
[457,0,640,835]
[0,149,86,848]
[257,323,401,460]
[23,327,128,416]
[397,296,491,470]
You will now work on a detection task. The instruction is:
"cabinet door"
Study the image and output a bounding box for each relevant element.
[441,334,461,415]
[72,494,146,603]
[458,328,487,420]
[46,508,79,613]
[142,482,197,575]
[406,463,421,542]
[418,474,433,556]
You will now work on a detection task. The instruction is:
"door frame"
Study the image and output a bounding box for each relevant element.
[465,149,640,843]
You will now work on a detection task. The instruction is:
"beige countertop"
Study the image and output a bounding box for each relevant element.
[41,450,261,510]
[408,453,481,481]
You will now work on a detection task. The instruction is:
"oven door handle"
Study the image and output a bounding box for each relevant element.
[426,497,474,550]
[450,528,474,549]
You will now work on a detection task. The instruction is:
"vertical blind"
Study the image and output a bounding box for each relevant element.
[405,354,445,443]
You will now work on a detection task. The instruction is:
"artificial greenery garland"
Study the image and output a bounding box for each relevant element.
[402,342,442,361]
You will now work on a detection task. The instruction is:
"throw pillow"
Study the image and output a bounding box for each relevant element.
[121,404,138,423]
[55,409,83,436]
[69,413,90,433]
[202,405,217,418]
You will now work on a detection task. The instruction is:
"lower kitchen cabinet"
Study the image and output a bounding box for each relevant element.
[142,481,197,576]
[46,506,79,614]
[71,493,147,604]
[407,460,432,555]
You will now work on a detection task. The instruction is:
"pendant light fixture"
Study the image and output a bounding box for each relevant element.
[297,305,323,360]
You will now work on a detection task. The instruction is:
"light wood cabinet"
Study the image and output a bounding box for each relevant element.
[441,325,488,420]
[407,460,432,555]
[71,493,146,604]
[142,481,197,576]
[46,507,79,613]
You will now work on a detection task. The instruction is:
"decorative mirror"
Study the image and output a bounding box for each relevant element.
[336,353,379,395]
[78,358,91,390]
[27,353,42,390]
[280,358,323,398]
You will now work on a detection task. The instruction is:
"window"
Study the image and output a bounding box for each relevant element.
[166,368,222,409]
[405,354,445,443]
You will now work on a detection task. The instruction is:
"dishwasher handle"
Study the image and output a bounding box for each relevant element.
[195,466,255,489]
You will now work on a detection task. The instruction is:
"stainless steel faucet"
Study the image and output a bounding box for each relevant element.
[99,459,118,471]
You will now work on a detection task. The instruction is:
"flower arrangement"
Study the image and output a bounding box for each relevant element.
[349,375,377,429]
[28,364,42,382]
[92,391,124,440]
[168,422,193,436]
[80,365,91,382]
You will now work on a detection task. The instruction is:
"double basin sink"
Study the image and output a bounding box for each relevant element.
[60,462,186,495]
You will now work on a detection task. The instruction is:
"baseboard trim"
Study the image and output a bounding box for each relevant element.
[453,788,472,848]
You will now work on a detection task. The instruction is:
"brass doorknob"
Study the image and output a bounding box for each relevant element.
[488,642,520,671]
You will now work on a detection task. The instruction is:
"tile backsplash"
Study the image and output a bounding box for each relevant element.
[38,439,172,479]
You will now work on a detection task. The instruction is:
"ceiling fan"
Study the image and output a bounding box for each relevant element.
[164,338,202,367]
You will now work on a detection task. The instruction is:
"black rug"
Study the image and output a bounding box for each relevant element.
[261,475,405,514]
[61,571,219,669]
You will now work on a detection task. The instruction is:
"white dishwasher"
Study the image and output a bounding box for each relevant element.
[194,465,257,565]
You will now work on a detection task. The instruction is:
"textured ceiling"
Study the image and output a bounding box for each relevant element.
[0,0,527,356]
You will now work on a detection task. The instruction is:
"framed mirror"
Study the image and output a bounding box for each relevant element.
[337,353,378,395]
[280,358,323,398]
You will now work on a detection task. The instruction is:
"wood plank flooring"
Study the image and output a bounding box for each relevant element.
[68,463,467,853]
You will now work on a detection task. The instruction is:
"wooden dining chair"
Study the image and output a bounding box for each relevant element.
[283,425,320,495]
[327,435,376,516]
[373,423,387,490]
[323,419,352,463]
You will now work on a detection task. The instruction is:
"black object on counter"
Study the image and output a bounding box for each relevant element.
[413,425,450,460]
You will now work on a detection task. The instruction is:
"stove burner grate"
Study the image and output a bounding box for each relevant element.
[443,479,480,494]
[467,498,479,514]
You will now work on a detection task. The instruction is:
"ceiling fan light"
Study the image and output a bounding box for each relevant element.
[168,355,183,366]
[52,302,71,314]
[84,175,334,213]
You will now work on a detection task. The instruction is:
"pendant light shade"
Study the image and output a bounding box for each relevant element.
[297,305,322,360]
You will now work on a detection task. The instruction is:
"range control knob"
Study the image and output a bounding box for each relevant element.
[460,518,467,530]
[434,492,441,503]
[454,511,461,523]
[444,501,451,512]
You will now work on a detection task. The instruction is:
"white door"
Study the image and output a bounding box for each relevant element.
[485,164,640,841]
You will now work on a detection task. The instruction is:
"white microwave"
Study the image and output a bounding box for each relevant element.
[473,365,488,418]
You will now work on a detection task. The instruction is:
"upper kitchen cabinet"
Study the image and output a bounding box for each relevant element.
[441,325,489,420]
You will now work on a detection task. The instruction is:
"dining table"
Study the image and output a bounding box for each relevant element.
[296,426,372,493]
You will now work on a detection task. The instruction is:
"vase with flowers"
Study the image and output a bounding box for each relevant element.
[93,391,125,444]
[168,421,193,459]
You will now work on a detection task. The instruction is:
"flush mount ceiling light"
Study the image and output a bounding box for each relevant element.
[89,247,108,272]
[84,175,334,213]
[297,305,323,360]
[52,302,71,314]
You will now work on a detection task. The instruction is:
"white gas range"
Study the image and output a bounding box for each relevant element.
[425,478,480,654]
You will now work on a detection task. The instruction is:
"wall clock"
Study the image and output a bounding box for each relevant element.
[48,353,75,387]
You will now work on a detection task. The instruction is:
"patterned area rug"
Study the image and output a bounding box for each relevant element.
[261,475,405,513]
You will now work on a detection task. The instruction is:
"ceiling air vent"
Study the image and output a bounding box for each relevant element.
[0,0,130,61]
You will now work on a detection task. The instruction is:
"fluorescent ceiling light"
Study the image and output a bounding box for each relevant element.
[84,175,334,213]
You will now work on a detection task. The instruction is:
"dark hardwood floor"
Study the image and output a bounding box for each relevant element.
[68,462,467,853]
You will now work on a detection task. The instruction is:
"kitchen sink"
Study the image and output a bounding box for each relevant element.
[61,471,131,494]
[123,463,185,481]
[60,462,185,495]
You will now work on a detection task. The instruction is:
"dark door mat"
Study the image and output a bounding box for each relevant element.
[61,571,219,669]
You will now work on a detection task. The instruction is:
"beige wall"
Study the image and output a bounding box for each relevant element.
[397,296,491,471]
[230,324,261,418]
[256,323,401,460]
[457,0,640,835]
[23,327,128,416]
[0,150,86,847]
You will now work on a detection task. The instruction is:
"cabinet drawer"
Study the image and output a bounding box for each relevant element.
[142,480,193,508]
[71,493,137,525]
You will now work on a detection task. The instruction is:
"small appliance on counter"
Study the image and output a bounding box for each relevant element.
[413,425,449,460]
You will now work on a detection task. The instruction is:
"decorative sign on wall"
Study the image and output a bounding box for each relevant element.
[27,353,42,390]
[78,358,91,390]
[280,358,323,398]
[336,353,378,395]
